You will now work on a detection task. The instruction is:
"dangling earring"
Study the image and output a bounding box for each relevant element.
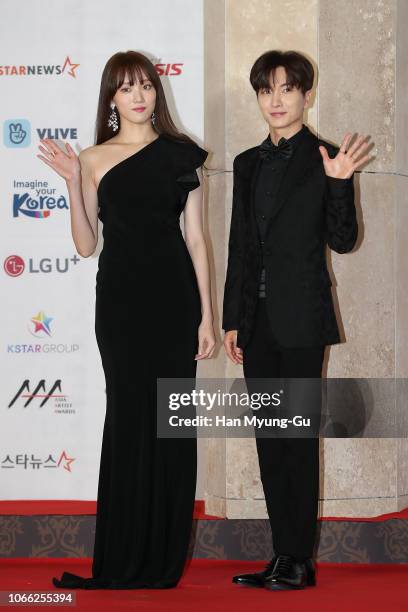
[108,102,119,131]
[151,111,156,126]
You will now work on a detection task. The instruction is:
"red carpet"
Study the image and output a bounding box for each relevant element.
[0,499,221,520]
[0,558,407,611]
[320,504,408,521]
[2,499,408,522]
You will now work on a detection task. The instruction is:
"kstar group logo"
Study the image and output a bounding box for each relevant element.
[0,56,80,78]
[30,311,53,337]
[6,310,80,355]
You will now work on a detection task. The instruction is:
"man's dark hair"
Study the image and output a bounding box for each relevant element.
[249,50,314,94]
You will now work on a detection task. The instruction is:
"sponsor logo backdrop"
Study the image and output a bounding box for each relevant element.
[1,0,204,500]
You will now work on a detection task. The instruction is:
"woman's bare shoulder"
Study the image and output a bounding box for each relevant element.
[78,143,117,179]
[79,140,126,187]
[80,140,124,164]
[78,143,107,164]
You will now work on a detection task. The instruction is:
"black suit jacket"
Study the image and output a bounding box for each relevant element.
[222,125,358,349]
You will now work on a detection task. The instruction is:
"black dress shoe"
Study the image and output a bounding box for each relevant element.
[264,555,316,591]
[232,556,278,587]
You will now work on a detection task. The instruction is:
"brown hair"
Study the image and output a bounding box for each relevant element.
[249,50,314,94]
[94,50,195,146]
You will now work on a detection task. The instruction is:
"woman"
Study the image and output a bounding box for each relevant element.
[37,50,215,589]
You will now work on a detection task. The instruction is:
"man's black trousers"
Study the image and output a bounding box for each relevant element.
[243,297,325,559]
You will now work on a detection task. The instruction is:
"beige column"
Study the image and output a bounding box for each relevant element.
[396,0,408,509]
[319,0,407,515]
[202,0,407,518]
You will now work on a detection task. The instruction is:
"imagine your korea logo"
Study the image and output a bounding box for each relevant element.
[4,119,31,148]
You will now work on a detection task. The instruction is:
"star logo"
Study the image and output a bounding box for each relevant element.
[58,450,76,472]
[31,311,53,336]
[61,56,80,78]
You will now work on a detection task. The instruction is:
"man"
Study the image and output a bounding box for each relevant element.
[222,50,370,591]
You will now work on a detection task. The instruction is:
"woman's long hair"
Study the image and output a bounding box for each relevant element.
[94,51,195,146]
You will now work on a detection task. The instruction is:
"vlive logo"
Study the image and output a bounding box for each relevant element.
[6,311,80,355]
[8,379,74,414]
[0,56,80,78]
[4,119,78,148]
[3,120,31,148]
[3,254,81,277]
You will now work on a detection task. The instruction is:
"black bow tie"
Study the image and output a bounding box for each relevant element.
[259,136,293,161]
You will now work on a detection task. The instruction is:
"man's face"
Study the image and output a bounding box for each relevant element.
[257,65,311,131]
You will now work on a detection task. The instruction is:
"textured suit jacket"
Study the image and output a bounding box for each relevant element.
[222,125,358,349]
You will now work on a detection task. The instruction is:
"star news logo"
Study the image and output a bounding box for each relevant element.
[61,56,80,78]
[0,56,80,78]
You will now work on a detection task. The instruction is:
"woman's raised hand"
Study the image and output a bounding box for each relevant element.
[37,138,81,183]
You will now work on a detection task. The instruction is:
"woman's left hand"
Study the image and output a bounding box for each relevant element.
[319,132,372,179]
[195,320,216,359]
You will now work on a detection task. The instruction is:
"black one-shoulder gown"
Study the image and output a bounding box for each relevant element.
[52,134,208,589]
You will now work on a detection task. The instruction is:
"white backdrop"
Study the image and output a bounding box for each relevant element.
[0,0,204,501]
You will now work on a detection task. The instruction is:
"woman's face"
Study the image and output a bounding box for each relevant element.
[112,70,157,126]
[257,65,311,131]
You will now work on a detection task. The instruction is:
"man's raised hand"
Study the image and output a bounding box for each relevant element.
[319,132,372,179]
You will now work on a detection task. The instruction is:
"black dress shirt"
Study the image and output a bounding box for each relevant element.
[255,125,307,297]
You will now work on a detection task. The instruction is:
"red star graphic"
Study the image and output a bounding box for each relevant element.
[57,450,76,472]
[62,56,80,78]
